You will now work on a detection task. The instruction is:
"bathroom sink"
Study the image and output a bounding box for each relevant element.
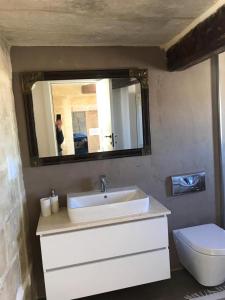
[67,186,150,223]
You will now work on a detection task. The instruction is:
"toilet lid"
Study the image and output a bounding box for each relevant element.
[176,224,225,256]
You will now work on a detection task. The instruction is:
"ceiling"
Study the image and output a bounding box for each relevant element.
[0,0,219,47]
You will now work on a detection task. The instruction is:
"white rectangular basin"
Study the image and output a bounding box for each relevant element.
[67,186,150,223]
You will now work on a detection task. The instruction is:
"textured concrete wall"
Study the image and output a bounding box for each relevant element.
[0,39,31,299]
[11,46,217,298]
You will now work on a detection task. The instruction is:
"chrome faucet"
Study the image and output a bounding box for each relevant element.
[100,175,108,193]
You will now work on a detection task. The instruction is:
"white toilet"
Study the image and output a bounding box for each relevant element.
[173,224,225,286]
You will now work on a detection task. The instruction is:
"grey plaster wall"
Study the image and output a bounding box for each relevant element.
[11,46,217,298]
[0,40,32,299]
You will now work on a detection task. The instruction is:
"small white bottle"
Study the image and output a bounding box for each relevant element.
[50,189,59,214]
[40,197,51,217]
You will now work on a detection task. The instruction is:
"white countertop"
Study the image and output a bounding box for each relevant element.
[36,197,171,236]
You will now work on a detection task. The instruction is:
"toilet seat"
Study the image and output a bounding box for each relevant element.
[175,224,225,256]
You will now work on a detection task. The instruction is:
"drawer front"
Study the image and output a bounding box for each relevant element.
[41,217,168,270]
[45,249,170,300]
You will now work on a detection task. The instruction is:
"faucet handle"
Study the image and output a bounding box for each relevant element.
[100,175,109,185]
[92,176,107,190]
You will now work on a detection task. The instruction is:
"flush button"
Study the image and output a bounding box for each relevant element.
[170,172,206,196]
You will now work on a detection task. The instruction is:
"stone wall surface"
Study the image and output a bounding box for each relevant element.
[0,37,32,300]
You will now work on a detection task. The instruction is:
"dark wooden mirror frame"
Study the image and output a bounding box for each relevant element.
[21,68,151,167]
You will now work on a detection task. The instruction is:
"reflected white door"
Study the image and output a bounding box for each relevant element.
[96,79,113,151]
[111,84,143,150]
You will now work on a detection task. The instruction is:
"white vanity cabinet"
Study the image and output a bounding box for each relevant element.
[37,198,171,300]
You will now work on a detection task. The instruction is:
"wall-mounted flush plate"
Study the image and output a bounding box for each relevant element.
[171,172,206,196]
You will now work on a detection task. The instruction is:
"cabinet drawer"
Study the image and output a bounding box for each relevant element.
[45,248,170,300]
[41,217,168,269]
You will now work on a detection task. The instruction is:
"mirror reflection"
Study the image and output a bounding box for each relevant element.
[32,78,143,157]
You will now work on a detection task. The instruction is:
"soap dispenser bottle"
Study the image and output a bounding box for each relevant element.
[50,189,59,214]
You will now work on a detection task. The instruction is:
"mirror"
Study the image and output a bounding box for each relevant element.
[22,69,150,166]
[32,78,143,157]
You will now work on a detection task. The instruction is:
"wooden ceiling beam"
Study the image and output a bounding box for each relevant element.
[167,5,225,71]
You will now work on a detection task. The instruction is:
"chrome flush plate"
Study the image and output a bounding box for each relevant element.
[171,172,206,196]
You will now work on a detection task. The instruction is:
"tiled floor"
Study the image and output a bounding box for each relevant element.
[40,269,223,300]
